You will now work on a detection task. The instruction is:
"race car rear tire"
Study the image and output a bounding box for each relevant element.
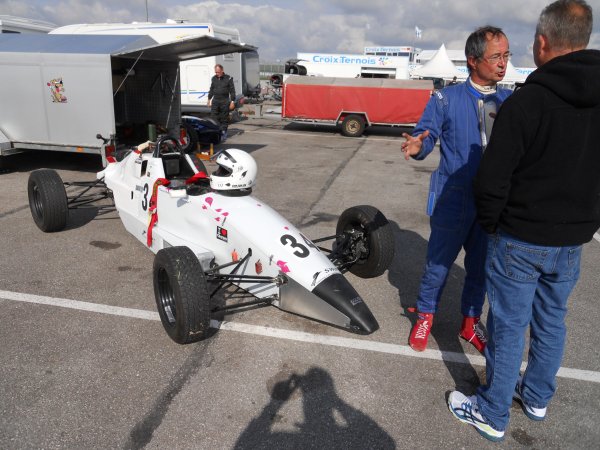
[153,246,211,344]
[335,205,395,278]
[341,115,366,137]
[179,122,199,153]
[28,169,68,232]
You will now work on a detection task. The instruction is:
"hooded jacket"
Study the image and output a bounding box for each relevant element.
[474,49,600,246]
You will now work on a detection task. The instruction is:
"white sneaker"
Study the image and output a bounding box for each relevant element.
[513,376,547,421]
[448,391,505,442]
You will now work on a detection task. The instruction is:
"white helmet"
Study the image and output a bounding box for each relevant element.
[210,149,257,191]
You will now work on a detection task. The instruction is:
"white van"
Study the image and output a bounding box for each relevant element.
[51,20,260,113]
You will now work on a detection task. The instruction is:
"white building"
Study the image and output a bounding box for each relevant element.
[292,52,410,79]
[364,46,417,59]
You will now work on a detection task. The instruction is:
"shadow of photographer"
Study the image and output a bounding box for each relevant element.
[234,367,395,449]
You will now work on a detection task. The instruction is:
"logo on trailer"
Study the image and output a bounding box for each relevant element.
[217,226,228,242]
[47,78,67,103]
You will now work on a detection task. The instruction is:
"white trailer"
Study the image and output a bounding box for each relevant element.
[0,33,254,168]
[0,15,56,34]
[288,52,410,80]
[50,20,260,113]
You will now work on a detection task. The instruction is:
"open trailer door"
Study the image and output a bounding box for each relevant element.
[0,33,256,167]
[112,34,257,62]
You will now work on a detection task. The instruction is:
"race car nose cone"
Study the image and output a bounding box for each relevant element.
[313,274,379,334]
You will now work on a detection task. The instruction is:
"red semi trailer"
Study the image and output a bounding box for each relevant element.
[281,75,433,137]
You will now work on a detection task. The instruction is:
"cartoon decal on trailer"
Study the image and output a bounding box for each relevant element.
[47,78,67,103]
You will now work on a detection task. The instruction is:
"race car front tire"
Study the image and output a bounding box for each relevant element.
[28,169,68,232]
[153,246,211,344]
[335,205,395,278]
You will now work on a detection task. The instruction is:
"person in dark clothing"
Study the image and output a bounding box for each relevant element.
[208,64,235,139]
[447,0,600,442]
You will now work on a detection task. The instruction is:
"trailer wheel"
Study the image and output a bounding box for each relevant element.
[153,246,211,344]
[341,115,366,137]
[28,169,68,232]
[335,205,395,278]
[179,122,199,153]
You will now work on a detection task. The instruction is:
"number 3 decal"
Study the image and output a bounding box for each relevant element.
[280,234,309,258]
[141,183,149,211]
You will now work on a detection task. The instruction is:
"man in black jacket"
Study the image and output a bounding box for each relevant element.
[447,0,600,441]
[208,64,235,139]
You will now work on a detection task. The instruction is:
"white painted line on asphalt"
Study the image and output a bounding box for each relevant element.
[216,321,600,384]
[594,232,600,243]
[214,319,487,366]
[2,289,600,384]
[0,289,159,321]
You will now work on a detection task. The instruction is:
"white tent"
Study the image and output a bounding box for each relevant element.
[501,60,528,83]
[410,44,463,80]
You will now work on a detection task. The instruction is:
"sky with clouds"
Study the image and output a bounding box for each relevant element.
[2,0,599,67]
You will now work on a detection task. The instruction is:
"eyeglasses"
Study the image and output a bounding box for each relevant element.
[481,52,512,64]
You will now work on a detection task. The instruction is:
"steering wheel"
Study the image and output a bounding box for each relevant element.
[152,134,184,158]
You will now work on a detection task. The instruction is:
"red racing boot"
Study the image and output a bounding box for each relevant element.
[408,311,434,352]
[459,316,487,353]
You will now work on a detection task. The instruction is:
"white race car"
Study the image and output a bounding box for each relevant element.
[27,136,395,344]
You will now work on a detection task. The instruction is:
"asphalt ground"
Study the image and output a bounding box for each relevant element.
[1,115,599,449]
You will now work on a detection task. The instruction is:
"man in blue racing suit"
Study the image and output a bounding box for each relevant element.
[401,26,512,353]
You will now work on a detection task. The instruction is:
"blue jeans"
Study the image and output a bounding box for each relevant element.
[416,215,487,317]
[477,231,581,431]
